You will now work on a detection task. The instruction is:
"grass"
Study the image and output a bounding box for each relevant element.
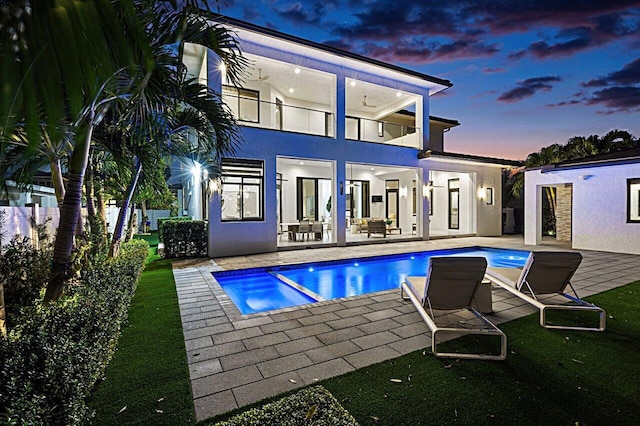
[209,281,640,425]
[87,238,640,425]
[88,233,194,425]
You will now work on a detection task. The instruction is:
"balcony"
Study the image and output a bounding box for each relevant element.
[346,116,421,148]
[222,92,335,138]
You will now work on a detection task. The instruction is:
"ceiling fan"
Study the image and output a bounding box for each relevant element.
[250,68,270,82]
[361,95,377,108]
[426,180,444,188]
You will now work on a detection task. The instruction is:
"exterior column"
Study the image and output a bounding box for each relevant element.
[335,76,347,246]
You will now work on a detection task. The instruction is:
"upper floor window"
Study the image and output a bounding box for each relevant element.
[221,159,264,221]
[222,85,259,123]
[628,178,640,223]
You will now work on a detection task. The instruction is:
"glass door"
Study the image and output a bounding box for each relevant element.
[386,179,399,228]
[448,178,459,230]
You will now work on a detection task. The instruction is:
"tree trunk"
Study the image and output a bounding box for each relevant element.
[95,177,108,240]
[51,158,66,204]
[85,156,96,218]
[140,201,148,233]
[125,203,137,242]
[109,158,142,257]
[0,281,6,336]
[44,124,93,304]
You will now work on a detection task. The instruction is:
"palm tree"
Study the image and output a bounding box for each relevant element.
[1,1,246,303]
[512,130,639,235]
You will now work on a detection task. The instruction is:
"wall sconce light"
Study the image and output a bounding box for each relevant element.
[477,187,486,199]
[399,186,408,197]
[422,182,432,198]
[579,174,593,180]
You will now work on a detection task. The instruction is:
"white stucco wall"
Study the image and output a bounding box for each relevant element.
[524,163,640,255]
[424,158,504,237]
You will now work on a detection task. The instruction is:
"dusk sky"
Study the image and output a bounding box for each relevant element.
[215,0,640,160]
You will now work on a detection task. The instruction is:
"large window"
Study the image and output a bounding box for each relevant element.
[222,85,259,123]
[221,159,264,221]
[628,178,640,223]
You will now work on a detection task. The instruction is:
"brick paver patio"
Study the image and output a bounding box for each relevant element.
[171,236,640,421]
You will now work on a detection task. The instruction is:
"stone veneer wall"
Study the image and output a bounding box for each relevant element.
[555,184,573,242]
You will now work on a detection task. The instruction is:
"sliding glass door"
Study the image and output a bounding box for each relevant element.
[297,177,331,221]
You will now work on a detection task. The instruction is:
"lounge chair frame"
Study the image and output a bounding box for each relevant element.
[485,251,605,332]
[400,257,506,361]
[401,283,507,360]
[486,273,606,332]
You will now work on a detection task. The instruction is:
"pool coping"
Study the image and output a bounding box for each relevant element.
[172,236,640,421]
[211,245,529,316]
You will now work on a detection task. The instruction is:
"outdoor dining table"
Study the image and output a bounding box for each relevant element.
[280,222,300,241]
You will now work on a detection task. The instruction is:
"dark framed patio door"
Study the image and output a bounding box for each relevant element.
[386,179,399,228]
[448,178,459,230]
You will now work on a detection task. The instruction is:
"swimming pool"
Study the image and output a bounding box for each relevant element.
[214,247,529,315]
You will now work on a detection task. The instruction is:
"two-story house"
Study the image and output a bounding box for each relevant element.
[181,16,520,257]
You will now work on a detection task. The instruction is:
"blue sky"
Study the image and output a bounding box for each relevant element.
[215,0,640,160]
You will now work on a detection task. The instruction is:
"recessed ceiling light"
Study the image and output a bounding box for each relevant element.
[350,81,356,87]
[294,68,301,74]
[299,161,304,165]
[370,167,375,170]
[396,92,402,97]
[289,88,294,93]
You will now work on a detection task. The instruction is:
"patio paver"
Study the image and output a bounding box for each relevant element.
[172,236,640,421]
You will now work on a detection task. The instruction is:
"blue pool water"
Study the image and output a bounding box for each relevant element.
[214,247,529,315]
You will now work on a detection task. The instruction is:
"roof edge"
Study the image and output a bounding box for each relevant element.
[419,149,523,167]
[210,13,453,89]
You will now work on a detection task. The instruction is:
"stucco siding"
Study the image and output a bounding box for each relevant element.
[525,163,640,255]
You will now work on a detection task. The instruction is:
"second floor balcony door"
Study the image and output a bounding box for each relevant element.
[276,97,283,130]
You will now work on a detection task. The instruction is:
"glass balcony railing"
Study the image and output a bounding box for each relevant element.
[346,116,421,148]
[222,94,335,138]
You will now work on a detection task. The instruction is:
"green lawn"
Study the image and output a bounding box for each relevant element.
[88,234,194,425]
[88,240,640,426]
[210,281,640,425]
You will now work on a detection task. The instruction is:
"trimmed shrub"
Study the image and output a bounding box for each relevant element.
[211,386,359,426]
[157,216,191,242]
[162,220,207,258]
[0,239,149,425]
[0,236,50,330]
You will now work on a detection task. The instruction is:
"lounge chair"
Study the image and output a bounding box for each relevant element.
[367,220,386,238]
[485,251,605,332]
[401,257,507,360]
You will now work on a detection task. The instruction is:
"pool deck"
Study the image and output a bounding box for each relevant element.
[171,236,640,421]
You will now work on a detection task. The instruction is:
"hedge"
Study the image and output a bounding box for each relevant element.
[162,220,207,258]
[157,217,191,242]
[0,239,149,425]
[211,386,359,426]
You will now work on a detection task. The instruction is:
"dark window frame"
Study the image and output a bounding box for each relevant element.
[221,158,264,222]
[627,178,640,223]
[486,187,494,205]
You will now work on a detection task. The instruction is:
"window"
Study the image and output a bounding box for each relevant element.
[628,178,640,223]
[221,159,264,221]
[486,187,494,205]
[429,187,433,216]
[222,85,260,123]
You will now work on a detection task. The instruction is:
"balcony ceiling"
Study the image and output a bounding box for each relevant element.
[241,54,418,116]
